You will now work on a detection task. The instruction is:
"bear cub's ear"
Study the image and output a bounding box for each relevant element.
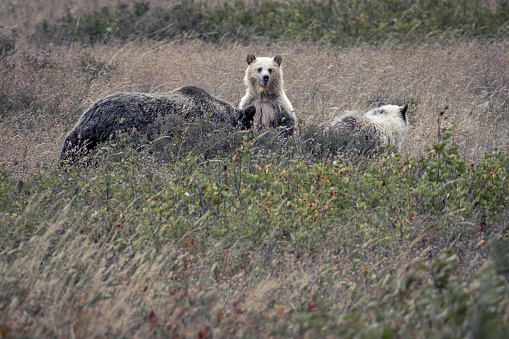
[247,54,256,65]
[400,104,409,124]
[274,55,283,66]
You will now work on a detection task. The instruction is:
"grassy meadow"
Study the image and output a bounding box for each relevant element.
[1,0,509,337]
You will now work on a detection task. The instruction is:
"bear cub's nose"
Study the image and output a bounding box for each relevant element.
[262,75,270,83]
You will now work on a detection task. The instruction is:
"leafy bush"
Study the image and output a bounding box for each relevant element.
[3,8,509,333]
[3,121,509,251]
[1,127,509,336]
[33,0,509,46]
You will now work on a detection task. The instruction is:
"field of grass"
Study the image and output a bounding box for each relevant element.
[1,0,509,338]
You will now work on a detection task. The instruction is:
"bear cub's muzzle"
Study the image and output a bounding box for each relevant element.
[261,74,270,86]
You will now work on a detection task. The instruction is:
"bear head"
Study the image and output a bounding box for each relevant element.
[245,54,283,94]
[365,104,409,147]
[366,104,409,127]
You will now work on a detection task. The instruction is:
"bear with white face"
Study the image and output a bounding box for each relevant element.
[239,54,296,137]
[330,104,409,149]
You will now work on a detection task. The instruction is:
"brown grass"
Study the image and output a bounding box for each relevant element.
[1,3,509,336]
[1,211,441,338]
[1,39,509,177]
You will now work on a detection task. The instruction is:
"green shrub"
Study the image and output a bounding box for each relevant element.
[4,121,509,251]
[2,122,509,336]
[32,0,509,47]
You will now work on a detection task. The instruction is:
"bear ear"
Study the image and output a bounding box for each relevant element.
[377,102,386,107]
[274,55,283,66]
[400,104,408,123]
[247,54,256,65]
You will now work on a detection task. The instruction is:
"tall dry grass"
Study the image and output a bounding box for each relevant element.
[5,194,489,338]
[0,214,374,337]
[1,38,509,177]
[1,2,509,336]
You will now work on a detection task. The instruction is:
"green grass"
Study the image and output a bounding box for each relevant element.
[1,119,509,336]
[2,0,509,336]
[33,0,509,46]
[4,122,508,249]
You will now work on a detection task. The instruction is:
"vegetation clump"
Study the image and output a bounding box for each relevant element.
[1,119,509,336]
[1,0,509,337]
[33,0,509,46]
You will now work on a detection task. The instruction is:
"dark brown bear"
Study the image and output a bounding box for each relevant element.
[61,86,256,162]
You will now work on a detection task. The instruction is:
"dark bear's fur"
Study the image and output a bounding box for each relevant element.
[60,86,256,162]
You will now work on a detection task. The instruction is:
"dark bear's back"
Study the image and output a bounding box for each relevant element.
[61,87,255,163]
[171,86,234,122]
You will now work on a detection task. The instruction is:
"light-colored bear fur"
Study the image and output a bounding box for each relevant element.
[330,104,409,149]
[239,54,296,137]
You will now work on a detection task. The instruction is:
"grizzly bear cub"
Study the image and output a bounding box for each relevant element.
[239,54,296,137]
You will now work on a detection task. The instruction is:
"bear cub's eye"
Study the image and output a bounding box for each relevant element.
[257,68,262,73]
[268,68,272,73]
